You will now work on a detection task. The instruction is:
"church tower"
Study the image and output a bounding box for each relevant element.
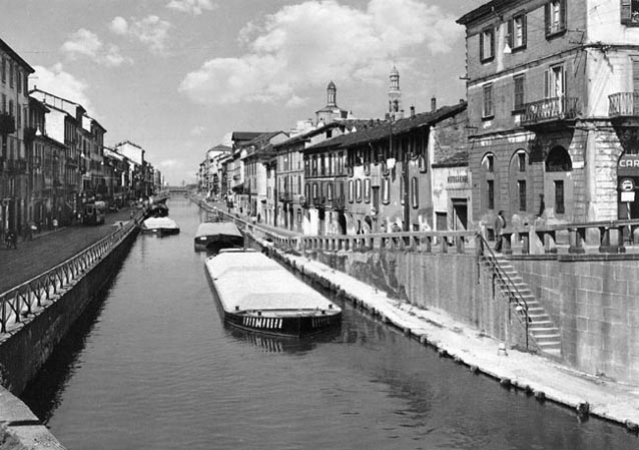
[388,66,403,120]
[316,81,348,125]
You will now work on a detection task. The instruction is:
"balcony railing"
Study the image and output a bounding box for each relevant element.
[521,97,579,126]
[6,159,27,174]
[609,92,639,117]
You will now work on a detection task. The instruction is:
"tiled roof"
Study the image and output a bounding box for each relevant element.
[306,102,467,152]
[231,131,268,142]
[274,119,372,148]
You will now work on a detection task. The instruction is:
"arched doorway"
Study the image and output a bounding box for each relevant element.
[509,149,529,216]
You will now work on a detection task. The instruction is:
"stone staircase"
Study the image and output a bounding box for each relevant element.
[487,254,562,358]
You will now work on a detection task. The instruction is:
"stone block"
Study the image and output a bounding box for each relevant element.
[579,275,603,292]
[576,316,589,332]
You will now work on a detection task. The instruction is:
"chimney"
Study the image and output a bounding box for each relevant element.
[431,96,437,112]
[410,106,415,117]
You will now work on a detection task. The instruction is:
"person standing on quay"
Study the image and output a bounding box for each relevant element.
[494,210,506,252]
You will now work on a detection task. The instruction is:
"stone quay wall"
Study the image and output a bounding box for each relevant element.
[309,249,531,352]
[511,257,639,383]
[310,247,636,383]
[0,227,138,396]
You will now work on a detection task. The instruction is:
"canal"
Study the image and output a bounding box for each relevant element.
[21,198,638,450]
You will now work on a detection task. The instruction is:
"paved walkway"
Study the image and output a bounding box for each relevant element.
[0,207,141,294]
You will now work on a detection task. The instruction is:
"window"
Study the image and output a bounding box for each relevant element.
[1,57,5,83]
[518,180,527,211]
[482,154,494,172]
[545,65,565,99]
[545,0,566,37]
[8,61,13,88]
[513,75,525,112]
[509,14,527,49]
[356,179,362,202]
[327,183,333,202]
[348,180,354,203]
[518,152,526,172]
[483,84,493,118]
[621,0,639,25]
[411,177,419,209]
[479,27,495,62]
[382,178,390,204]
[555,180,565,214]
[364,178,371,203]
[16,69,21,94]
[487,180,495,210]
[24,73,28,96]
[312,182,318,200]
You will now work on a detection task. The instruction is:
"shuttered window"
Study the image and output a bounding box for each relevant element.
[508,13,527,50]
[545,0,567,37]
[479,27,495,62]
[621,0,639,25]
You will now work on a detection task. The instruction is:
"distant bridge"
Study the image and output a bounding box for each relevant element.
[165,186,191,194]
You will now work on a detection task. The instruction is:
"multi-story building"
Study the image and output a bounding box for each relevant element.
[306,101,468,235]
[30,89,106,224]
[458,0,639,233]
[114,140,150,201]
[0,38,34,235]
[240,131,288,221]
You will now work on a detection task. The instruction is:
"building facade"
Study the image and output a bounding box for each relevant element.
[458,0,639,234]
[0,38,34,236]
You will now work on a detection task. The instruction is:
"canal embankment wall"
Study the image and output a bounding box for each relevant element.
[510,257,639,384]
[306,249,531,354]
[307,247,637,384]
[0,223,139,450]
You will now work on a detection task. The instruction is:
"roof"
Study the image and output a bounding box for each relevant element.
[273,119,371,149]
[231,131,268,143]
[0,38,35,73]
[457,0,514,25]
[306,101,467,152]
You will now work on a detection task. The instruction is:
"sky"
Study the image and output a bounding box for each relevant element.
[2,0,489,185]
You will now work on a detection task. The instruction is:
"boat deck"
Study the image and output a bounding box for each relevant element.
[206,249,339,315]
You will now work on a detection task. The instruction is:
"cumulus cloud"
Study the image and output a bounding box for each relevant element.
[159,159,183,168]
[166,0,216,15]
[31,63,94,111]
[179,0,461,106]
[61,28,131,67]
[110,15,172,55]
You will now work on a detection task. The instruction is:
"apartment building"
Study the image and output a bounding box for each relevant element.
[0,38,34,234]
[458,0,639,232]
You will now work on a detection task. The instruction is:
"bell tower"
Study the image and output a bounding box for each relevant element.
[388,66,402,120]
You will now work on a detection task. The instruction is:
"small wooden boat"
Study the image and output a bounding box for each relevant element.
[141,217,180,235]
[194,222,243,252]
[205,249,342,338]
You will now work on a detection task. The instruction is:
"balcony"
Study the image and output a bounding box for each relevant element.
[520,97,580,128]
[279,191,292,203]
[609,92,639,118]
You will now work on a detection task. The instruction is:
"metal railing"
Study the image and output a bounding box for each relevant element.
[0,217,139,334]
[609,92,639,117]
[476,233,530,349]
[521,97,579,126]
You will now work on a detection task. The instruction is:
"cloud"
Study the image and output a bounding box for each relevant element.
[61,28,131,67]
[110,15,172,55]
[166,0,216,15]
[179,0,461,106]
[30,63,94,111]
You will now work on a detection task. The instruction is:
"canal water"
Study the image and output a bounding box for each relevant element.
[22,198,638,450]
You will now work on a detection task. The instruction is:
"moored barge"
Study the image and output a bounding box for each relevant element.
[194,222,244,253]
[205,249,341,337]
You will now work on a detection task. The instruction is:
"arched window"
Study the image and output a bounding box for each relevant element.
[510,150,528,212]
[546,146,572,172]
[481,153,496,210]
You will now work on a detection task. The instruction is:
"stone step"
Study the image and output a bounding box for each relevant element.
[531,333,562,343]
[528,320,557,329]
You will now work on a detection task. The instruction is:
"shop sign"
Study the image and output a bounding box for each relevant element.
[621,178,635,191]
[618,153,639,176]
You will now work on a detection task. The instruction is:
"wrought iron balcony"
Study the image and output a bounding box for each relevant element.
[313,196,326,208]
[279,191,292,202]
[609,92,639,118]
[6,159,27,174]
[520,97,579,127]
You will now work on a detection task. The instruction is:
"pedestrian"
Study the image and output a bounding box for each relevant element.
[494,210,506,252]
